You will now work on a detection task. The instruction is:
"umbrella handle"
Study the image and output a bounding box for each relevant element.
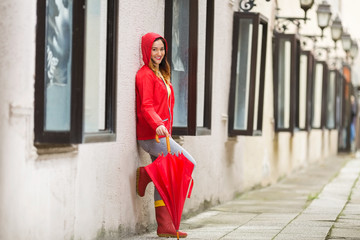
[155,134,171,153]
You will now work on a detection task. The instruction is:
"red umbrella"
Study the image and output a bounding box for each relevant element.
[145,135,194,239]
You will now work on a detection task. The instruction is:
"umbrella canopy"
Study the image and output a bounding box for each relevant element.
[145,136,194,237]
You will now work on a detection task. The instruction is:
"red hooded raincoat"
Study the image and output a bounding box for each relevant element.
[136,33,175,140]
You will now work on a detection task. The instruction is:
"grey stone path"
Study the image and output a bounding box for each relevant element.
[125,156,360,240]
[327,163,360,240]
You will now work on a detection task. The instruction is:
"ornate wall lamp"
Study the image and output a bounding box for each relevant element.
[300,0,315,22]
[302,14,344,56]
[350,39,359,60]
[301,6,345,58]
[330,15,343,48]
[316,0,332,37]
[300,1,334,43]
[275,0,315,33]
[342,31,352,53]
[341,31,358,64]
[302,15,342,50]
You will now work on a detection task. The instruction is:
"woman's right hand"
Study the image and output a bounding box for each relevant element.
[156,125,169,137]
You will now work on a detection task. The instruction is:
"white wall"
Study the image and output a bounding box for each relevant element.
[0,0,38,239]
[341,0,360,86]
[0,0,165,239]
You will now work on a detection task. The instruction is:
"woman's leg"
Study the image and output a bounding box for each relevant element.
[149,155,162,201]
[138,137,193,238]
[138,137,196,166]
[139,137,196,201]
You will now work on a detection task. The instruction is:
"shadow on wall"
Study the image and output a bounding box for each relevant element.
[0,122,4,233]
[289,133,294,170]
[224,140,236,167]
[272,133,280,177]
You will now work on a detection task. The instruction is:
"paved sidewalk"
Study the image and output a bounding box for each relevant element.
[125,155,360,240]
[327,161,360,240]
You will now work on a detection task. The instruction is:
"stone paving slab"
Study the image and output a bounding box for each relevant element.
[221,230,279,240]
[328,228,360,239]
[327,165,360,240]
[123,156,360,240]
[274,233,325,240]
[182,211,257,228]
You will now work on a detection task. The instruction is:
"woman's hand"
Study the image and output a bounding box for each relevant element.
[156,125,169,137]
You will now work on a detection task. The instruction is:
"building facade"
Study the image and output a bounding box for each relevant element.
[0,0,359,239]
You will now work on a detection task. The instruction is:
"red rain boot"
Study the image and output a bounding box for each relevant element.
[136,167,152,197]
[155,202,187,238]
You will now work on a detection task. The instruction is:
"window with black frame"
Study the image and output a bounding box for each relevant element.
[273,33,300,132]
[336,71,344,129]
[164,0,214,136]
[298,51,314,131]
[227,12,268,136]
[338,66,352,152]
[35,0,118,144]
[311,61,328,129]
[326,70,338,129]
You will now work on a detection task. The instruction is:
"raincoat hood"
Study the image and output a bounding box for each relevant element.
[141,32,168,66]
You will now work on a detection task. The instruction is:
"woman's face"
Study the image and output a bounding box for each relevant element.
[151,39,165,67]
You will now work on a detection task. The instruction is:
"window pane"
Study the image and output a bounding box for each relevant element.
[336,72,342,127]
[172,0,189,127]
[233,19,253,130]
[327,71,336,128]
[253,23,263,131]
[44,0,73,131]
[84,0,108,132]
[277,39,291,129]
[338,78,352,151]
[196,0,206,127]
[312,63,324,128]
[299,54,308,129]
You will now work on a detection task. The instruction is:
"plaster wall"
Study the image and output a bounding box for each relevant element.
[341,0,360,86]
[0,0,165,239]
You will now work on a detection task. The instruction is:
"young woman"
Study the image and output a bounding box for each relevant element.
[135,32,196,238]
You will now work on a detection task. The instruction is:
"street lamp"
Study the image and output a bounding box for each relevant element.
[316,0,332,37]
[350,40,358,59]
[300,0,314,21]
[274,0,315,32]
[330,15,342,47]
[342,31,352,52]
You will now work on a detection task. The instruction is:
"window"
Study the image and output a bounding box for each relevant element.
[197,0,214,134]
[338,65,352,152]
[164,0,214,135]
[311,61,328,129]
[326,70,338,129]
[298,51,314,131]
[228,12,268,136]
[35,0,118,144]
[335,70,344,129]
[273,33,300,132]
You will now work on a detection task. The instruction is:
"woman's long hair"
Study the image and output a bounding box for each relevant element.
[149,37,171,84]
